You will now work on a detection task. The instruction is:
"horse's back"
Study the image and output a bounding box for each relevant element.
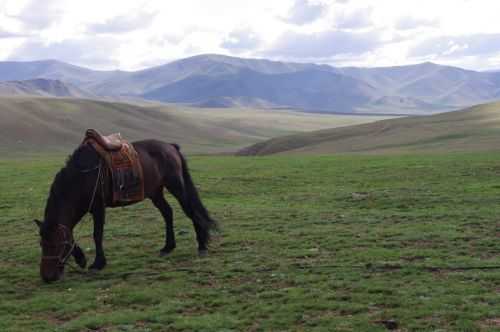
[131,139,183,197]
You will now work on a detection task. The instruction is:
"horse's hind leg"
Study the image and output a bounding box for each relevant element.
[152,191,176,256]
[164,176,209,256]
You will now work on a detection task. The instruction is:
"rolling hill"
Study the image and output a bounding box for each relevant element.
[1,54,500,114]
[0,96,388,155]
[238,101,500,155]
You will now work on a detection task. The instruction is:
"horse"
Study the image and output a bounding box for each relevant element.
[34,139,217,283]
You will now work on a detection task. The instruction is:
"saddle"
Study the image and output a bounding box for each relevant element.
[82,129,144,204]
[85,129,123,151]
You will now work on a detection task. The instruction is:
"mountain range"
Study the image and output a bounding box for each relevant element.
[0,78,95,98]
[1,54,500,115]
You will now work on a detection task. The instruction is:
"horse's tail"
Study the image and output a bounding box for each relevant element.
[174,145,218,239]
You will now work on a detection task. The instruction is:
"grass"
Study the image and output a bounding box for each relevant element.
[1,153,500,331]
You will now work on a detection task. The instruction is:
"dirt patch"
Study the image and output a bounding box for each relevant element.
[482,318,500,327]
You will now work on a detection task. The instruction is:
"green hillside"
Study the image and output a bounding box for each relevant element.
[239,101,500,155]
[0,96,387,156]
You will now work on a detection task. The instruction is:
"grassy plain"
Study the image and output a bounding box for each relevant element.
[1,153,500,331]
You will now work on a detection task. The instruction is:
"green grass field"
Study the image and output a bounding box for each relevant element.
[1,153,500,331]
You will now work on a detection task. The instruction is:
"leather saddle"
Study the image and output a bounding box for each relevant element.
[82,129,144,204]
[85,129,123,151]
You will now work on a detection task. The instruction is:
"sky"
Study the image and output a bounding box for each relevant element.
[1,0,500,71]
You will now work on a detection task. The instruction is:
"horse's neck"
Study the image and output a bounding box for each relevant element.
[45,194,87,230]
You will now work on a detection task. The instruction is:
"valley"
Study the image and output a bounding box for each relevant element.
[0,96,389,156]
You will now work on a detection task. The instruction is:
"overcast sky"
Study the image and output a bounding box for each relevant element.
[1,0,500,71]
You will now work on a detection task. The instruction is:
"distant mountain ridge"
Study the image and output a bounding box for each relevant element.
[1,54,500,114]
[0,78,95,98]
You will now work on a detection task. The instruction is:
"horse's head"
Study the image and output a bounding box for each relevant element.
[35,219,75,282]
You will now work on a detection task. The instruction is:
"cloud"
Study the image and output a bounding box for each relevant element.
[0,29,24,39]
[335,7,373,30]
[395,16,439,30]
[266,29,382,58]
[410,34,500,58]
[285,0,326,25]
[12,0,64,30]
[87,12,156,34]
[220,29,261,53]
[1,0,500,71]
[9,36,121,68]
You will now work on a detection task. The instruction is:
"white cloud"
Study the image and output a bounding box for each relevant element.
[0,0,499,70]
[9,36,122,68]
[395,16,438,31]
[411,34,500,58]
[87,12,157,34]
[285,0,326,25]
[266,29,382,58]
[221,28,262,53]
[334,7,373,30]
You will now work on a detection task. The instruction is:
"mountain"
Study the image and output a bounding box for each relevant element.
[1,54,500,114]
[0,96,386,155]
[89,54,333,96]
[238,101,500,155]
[0,60,124,88]
[0,79,95,98]
[338,62,500,107]
[143,68,378,112]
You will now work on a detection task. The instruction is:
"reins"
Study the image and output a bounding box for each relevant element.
[87,161,103,213]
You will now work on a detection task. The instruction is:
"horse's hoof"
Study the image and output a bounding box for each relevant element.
[73,247,87,268]
[159,247,175,257]
[198,249,208,257]
[159,250,172,257]
[75,256,87,269]
[88,261,106,271]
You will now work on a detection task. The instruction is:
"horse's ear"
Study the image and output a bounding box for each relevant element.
[34,219,42,228]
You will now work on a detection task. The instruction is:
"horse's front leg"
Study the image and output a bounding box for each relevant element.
[89,206,107,271]
[72,245,87,268]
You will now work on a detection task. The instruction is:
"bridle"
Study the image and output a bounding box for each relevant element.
[40,224,76,268]
[39,159,103,271]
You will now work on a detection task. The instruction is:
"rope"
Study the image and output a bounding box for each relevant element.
[87,161,102,214]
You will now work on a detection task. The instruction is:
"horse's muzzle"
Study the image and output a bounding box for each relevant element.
[40,265,64,283]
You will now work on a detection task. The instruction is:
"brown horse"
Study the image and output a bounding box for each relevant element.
[34,140,217,282]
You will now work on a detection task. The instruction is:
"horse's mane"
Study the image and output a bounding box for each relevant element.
[42,149,83,234]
